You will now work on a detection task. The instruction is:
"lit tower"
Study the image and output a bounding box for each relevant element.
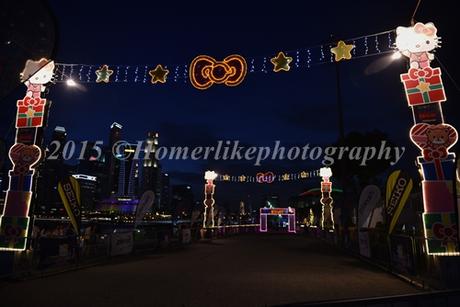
[320,167,334,231]
[203,170,217,228]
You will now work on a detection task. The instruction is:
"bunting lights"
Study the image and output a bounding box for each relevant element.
[396,22,459,255]
[0,59,55,251]
[320,167,334,231]
[216,169,320,183]
[52,29,395,86]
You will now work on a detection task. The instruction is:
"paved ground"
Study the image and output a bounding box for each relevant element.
[0,234,421,306]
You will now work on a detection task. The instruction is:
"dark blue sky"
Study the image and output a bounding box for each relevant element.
[1,1,459,208]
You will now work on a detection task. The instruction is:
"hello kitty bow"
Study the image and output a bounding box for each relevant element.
[413,23,437,36]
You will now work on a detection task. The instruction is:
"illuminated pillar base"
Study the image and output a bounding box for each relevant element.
[423,212,460,256]
[0,216,30,251]
[321,204,334,232]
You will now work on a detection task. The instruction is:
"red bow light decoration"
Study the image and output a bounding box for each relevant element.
[256,172,276,184]
[408,67,434,80]
[189,54,247,90]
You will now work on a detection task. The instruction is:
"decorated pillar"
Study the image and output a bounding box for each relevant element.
[396,22,459,255]
[0,59,55,251]
[203,171,217,228]
[320,167,334,231]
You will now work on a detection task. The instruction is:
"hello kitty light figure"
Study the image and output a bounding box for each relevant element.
[395,22,440,69]
[20,58,55,98]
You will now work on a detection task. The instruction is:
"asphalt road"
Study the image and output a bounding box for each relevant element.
[0,234,420,307]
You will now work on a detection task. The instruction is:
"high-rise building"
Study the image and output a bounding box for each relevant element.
[116,143,140,198]
[141,132,162,209]
[72,174,98,211]
[106,122,123,197]
[161,173,171,211]
[50,126,67,160]
[171,185,194,216]
[35,126,70,215]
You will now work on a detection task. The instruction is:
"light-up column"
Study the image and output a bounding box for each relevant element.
[203,171,217,228]
[288,207,296,233]
[320,167,334,231]
[396,22,459,255]
[0,59,55,251]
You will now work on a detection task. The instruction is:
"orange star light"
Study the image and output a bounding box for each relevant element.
[270,52,293,72]
[149,65,169,84]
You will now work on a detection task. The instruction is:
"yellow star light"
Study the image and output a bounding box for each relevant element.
[223,174,230,181]
[416,81,431,93]
[149,65,169,84]
[95,65,114,83]
[239,175,246,182]
[270,52,293,72]
[300,171,308,178]
[282,173,290,181]
[331,40,354,62]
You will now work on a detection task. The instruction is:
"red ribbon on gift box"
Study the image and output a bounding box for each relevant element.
[408,67,434,80]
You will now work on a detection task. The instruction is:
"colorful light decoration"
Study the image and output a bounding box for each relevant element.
[319,167,334,231]
[330,40,354,62]
[148,64,169,84]
[259,207,296,233]
[203,171,218,228]
[396,22,459,255]
[189,54,247,90]
[270,52,293,72]
[0,59,54,251]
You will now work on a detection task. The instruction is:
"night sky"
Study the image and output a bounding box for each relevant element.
[1,1,459,209]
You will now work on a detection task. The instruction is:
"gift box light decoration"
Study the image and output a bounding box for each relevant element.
[203,171,218,228]
[0,59,55,251]
[319,167,334,231]
[396,22,459,255]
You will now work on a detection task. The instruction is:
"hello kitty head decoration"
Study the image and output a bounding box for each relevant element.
[21,58,55,84]
[395,22,440,69]
[20,58,55,98]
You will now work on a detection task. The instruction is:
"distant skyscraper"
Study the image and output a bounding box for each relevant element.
[35,126,70,215]
[116,143,140,198]
[171,185,194,216]
[161,173,171,211]
[107,122,123,197]
[72,174,98,211]
[141,132,161,208]
[50,126,67,161]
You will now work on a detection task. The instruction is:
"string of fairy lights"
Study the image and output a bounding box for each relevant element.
[215,169,321,184]
[54,29,396,85]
